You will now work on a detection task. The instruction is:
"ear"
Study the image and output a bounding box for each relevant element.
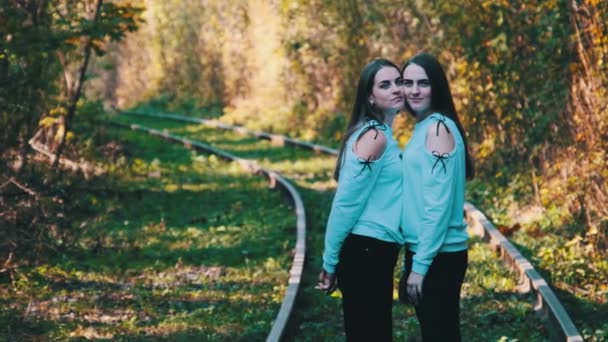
[368,94,375,106]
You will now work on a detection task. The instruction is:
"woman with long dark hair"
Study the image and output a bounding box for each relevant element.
[398,52,474,342]
[316,58,405,341]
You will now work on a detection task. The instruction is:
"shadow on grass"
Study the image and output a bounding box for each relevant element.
[280,185,345,341]
[114,115,327,164]
[53,181,294,272]
[2,279,279,341]
[1,310,57,342]
[460,290,550,341]
[512,242,608,337]
[1,108,322,341]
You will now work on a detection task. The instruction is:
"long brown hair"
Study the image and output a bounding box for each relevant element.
[402,53,475,179]
[333,58,401,181]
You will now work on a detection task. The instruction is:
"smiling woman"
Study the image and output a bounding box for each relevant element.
[401,64,431,115]
[316,58,405,341]
[398,53,474,342]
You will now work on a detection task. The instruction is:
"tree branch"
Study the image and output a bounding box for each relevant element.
[52,0,104,167]
[0,177,38,197]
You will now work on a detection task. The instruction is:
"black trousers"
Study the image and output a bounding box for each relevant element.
[404,249,468,342]
[337,234,400,342]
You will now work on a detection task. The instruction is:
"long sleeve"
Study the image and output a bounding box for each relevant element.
[322,140,387,273]
[411,146,458,275]
[401,113,468,275]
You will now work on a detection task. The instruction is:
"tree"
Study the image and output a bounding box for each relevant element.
[43,0,142,165]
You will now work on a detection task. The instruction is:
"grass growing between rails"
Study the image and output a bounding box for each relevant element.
[292,237,550,342]
[468,176,608,342]
[115,112,553,341]
[1,126,296,340]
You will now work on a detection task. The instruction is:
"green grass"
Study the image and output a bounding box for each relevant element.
[112,113,554,341]
[468,177,608,342]
[1,124,295,341]
[510,233,608,341]
[1,110,566,340]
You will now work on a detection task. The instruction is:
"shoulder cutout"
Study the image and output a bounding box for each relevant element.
[426,121,455,154]
[353,128,387,161]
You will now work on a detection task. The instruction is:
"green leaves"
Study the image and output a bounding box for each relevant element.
[55,2,143,56]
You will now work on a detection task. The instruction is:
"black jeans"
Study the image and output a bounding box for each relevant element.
[337,234,400,342]
[404,249,468,342]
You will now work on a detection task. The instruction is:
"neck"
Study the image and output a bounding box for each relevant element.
[415,109,433,123]
[382,108,400,127]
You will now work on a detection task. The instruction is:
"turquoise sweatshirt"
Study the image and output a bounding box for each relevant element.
[401,113,468,276]
[322,120,404,274]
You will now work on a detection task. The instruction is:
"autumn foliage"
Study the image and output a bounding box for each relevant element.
[0,0,607,338]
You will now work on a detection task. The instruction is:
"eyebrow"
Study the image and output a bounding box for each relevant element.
[377,77,403,84]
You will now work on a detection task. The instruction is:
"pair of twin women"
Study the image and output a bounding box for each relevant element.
[316,53,475,342]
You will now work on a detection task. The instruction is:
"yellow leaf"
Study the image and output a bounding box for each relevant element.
[587,225,599,235]
[565,235,582,246]
[39,117,58,126]
[49,107,67,116]
[65,36,80,45]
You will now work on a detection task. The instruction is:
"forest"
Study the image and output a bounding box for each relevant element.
[1,0,607,340]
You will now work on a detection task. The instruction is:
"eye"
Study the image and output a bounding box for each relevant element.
[378,81,390,89]
[419,80,430,87]
[403,80,413,87]
[395,78,404,86]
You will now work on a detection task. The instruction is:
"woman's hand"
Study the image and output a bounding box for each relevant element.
[406,271,425,306]
[315,269,338,295]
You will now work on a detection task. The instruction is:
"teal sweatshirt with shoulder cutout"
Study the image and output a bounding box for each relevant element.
[401,113,468,276]
[322,120,404,274]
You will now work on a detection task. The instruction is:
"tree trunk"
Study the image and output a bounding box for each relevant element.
[336,0,367,111]
[52,0,104,167]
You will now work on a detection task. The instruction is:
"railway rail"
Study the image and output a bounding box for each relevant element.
[118,111,584,342]
[109,121,305,342]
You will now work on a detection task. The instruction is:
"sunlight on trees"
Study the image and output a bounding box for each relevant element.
[87,0,607,313]
[1,1,607,339]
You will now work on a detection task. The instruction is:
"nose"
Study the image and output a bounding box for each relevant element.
[411,84,420,95]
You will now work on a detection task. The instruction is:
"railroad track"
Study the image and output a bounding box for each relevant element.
[118,110,583,342]
[109,120,305,342]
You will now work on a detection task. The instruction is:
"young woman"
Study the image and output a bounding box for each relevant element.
[399,53,474,342]
[316,58,405,341]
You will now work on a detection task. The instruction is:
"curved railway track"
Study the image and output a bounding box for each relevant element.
[117,111,583,342]
[109,120,305,342]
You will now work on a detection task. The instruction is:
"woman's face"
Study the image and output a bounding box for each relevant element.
[402,63,432,115]
[368,67,405,111]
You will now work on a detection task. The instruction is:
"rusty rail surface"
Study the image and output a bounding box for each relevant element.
[121,111,338,155]
[109,121,305,342]
[465,204,583,342]
[118,111,584,341]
